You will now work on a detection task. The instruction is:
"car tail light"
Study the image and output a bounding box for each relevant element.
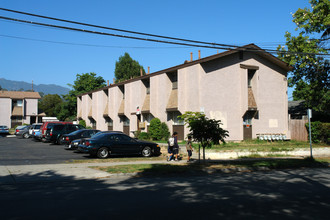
[50,131,52,136]
[65,137,69,141]
[16,129,19,133]
[85,141,90,146]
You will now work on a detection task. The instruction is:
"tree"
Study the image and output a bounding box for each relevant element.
[277,0,329,114]
[179,112,229,163]
[57,72,106,121]
[38,94,63,117]
[149,118,162,140]
[114,52,145,83]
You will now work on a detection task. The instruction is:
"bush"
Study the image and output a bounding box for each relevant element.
[79,120,86,128]
[149,118,162,140]
[306,121,330,144]
[138,132,150,140]
[160,122,170,141]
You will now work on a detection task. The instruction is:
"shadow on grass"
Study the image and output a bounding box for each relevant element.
[124,157,330,177]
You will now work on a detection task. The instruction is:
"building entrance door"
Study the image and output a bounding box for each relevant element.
[243,111,253,140]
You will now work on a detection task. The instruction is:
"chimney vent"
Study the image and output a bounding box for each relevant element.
[148,66,150,74]
[190,52,193,61]
[198,50,201,59]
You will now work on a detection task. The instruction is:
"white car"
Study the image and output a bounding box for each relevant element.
[28,123,43,138]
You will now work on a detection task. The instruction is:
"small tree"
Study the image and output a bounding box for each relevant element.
[149,118,162,140]
[179,112,229,163]
[160,122,170,141]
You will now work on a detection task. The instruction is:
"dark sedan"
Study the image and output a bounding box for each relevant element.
[78,132,161,159]
[62,129,100,149]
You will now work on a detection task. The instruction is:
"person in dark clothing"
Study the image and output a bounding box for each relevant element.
[172,132,179,161]
[167,132,179,161]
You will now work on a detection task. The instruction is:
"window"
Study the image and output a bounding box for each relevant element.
[169,112,184,125]
[248,69,255,88]
[13,99,23,107]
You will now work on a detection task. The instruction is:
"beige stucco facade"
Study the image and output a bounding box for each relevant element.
[77,44,292,141]
[0,91,41,128]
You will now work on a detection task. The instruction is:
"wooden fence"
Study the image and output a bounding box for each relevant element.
[289,119,308,141]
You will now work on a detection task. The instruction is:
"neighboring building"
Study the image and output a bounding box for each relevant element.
[0,91,41,128]
[77,44,292,141]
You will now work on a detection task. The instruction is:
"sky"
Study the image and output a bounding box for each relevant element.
[0,0,313,99]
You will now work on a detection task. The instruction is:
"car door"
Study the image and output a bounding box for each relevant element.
[117,134,138,154]
[107,134,123,154]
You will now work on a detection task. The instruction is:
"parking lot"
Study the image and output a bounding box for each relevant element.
[0,135,90,165]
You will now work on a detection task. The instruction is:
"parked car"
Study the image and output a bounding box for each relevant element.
[45,124,85,144]
[0,125,9,135]
[62,129,100,149]
[67,131,123,150]
[40,122,72,142]
[32,130,43,141]
[15,125,32,138]
[78,132,161,159]
[28,123,43,138]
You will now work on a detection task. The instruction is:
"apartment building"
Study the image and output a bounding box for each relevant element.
[77,44,292,141]
[0,91,41,128]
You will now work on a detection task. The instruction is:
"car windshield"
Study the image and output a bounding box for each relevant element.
[34,125,42,129]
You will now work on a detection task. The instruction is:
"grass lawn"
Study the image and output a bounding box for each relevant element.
[197,139,329,152]
[92,157,330,176]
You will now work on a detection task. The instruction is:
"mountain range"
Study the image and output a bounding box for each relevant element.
[0,78,70,95]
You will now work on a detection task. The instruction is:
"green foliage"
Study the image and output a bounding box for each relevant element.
[114,53,145,83]
[306,121,330,144]
[149,118,162,140]
[57,72,106,121]
[79,120,86,128]
[179,112,229,162]
[38,94,63,117]
[138,132,150,140]
[277,0,329,114]
[160,122,170,141]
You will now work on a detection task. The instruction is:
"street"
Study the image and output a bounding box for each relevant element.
[0,167,330,219]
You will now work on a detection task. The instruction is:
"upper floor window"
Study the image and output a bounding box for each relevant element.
[13,99,23,107]
[167,71,178,90]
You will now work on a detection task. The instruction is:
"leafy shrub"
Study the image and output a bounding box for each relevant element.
[138,132,150,140]
[149,118,162,140]
[306,121,330,144]
[79,120,86,128]
[160,122,170,141]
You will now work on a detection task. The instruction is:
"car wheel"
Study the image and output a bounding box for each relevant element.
[97,147,110,159]
[141,146,152,157]
[23,133,29,139]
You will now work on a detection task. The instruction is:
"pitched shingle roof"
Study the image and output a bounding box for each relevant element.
[0,91,41,99]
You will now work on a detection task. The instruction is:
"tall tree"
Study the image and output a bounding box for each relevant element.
[57,72,106,121]
[38,94,63,117]
[179,112,229,163]
[277,0,329,114]
[114,52,145,83]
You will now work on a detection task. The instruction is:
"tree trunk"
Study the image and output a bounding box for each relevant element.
[203,146,205,163]
[198,144,201,163]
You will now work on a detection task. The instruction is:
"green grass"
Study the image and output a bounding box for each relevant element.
[92,157,330,176]
[204,139,328,152]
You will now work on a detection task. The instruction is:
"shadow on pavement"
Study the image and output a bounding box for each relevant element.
[0,165,330,219]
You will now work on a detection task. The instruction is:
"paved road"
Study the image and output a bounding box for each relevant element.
[1,167,330,219]
[0,136,90,165]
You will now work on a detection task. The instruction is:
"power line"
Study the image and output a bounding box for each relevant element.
[0,15,235,50]
[0,15,329,57]
[1,7,329,56]
[0,34,189,49]
[0,7,239,49]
